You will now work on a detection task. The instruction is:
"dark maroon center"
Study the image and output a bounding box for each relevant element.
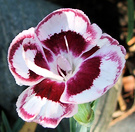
[42,30,88,57]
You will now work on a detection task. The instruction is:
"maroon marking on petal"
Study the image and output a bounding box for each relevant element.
[43,31,88,56]
[9,40,43,83]
[10,66,43,83]
[34,79,65,102]
[99,50,125,83]
[81,46,99,59]
[66,31,88,57]
[37,103,76,126]
[9,32,34,66]
[39,117,58,126]
[59,8,90,25]
[108,51,124,82]
[86,25,98,42]
[119,45,126,55]
[66,57,101,95]
[36,11,63,33]
[103,87,108,94]
[23,44,50,70]
[20,93,28,107]
[101,35,119,45]
[23,43,37,52]
[9,40,23,65]
[42,32,68,55]
[20,107,35,119]
[43,48,54,62]
[35,9,90,36]
[43,11,62,22]
[34,52,50,69]
[28,70,42,80]
[12,66,42,82]
[35,10,63,36]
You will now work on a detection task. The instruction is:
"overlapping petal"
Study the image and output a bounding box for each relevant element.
[60,35,126,104]
[22,35,63,81]
[17,79,77,128]
[8,28,44,86]
[35,8,102,57]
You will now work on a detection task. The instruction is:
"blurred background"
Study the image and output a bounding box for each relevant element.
[0,0,134,132]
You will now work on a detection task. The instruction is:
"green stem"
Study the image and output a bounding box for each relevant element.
[75,122,91,132]
[69,117,76,132]
[80,125,91,132]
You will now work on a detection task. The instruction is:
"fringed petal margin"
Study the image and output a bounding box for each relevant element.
[8,28,44,86]
[16,79,78,128]
[35,8,90,41]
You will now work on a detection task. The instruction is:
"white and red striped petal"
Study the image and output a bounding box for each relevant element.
[8,28,44,86]
[81,33,126,60]
[16,79,78,128]
[34,100,77,128]
[100,33,126,55]
[35,9,102,57]
[60,44,125,104]
[82,23,102,50]
[35,8,90,41]
[22,34,63,81]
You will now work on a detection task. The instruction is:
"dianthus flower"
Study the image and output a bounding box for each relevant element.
[8,8,126,128]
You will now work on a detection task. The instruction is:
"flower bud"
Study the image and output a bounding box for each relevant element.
[73,101,97,127]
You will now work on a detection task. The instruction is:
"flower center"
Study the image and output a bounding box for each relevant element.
[56,36,73,81]
[57,55,72,81]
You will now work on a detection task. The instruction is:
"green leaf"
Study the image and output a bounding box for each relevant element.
[1,111,12,132]
[12,118,24,132]
[127,0,134,42]
[0,122,5,132]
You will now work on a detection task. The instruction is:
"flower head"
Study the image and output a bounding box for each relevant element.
[8,8,126,128]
